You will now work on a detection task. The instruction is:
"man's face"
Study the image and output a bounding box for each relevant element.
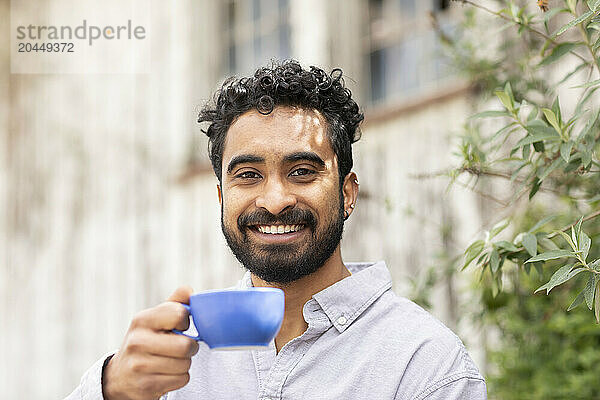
[219,106,345,284]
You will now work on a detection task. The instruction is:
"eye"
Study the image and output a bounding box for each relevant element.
[236,171,261,180]
[289,168,316,177]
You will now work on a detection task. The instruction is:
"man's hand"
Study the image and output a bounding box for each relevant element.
[102,286,200,400]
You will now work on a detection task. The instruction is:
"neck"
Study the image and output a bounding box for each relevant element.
[251,247,351,353]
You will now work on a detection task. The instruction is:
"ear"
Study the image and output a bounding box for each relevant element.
[342,172,359,219]
[217,184,222,206]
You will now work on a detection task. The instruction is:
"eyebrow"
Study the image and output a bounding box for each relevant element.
[226,154,265,174]
[283,151,326,168]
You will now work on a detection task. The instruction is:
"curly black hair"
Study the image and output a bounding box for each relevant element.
[198,60,364,184]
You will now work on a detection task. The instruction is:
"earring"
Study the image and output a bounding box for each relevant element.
[350,204,355,209]
[344,210,349,220]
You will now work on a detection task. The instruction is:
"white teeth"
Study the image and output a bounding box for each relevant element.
[257,224,303,234]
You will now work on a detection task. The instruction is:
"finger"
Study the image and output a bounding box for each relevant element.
[163,301,192,332]
[173,309,191,332]
[166,285,194,304]
[136,330,199,358]
[135,373,190,398]
[129,353,193,375]
[136,302,190,331]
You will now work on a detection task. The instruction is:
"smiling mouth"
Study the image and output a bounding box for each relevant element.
[252,224,305,234]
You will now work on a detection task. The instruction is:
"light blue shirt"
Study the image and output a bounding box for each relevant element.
[67,261,486,399]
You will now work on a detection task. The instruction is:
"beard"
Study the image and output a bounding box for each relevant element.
[221,192,345,285]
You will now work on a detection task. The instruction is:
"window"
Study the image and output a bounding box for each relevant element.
[367,0,455,105]
[224,0,291,76]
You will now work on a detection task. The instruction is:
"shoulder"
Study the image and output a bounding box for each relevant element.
[364,290,465,350]
[358,290,484,396]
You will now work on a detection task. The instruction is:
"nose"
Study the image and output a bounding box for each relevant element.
[255,177,297,215]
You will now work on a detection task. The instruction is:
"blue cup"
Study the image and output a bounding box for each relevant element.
[173,288,285,350]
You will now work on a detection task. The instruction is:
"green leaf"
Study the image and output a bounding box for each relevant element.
[539,237,560,250]
[589,0,600,12]
[584,274,597,309]
[496,240,519,252]
[526,120,560,136]
[504,82,514,101]
[513,132,561,149]
[490,249,500,273]
[554,230,577,251]
[469,110,511,119]
[537,157,565,181]
[523,233,538,257]
[527,106,538,122]
[560,141,574,162]
[529,178,542,200]
[572,78,600,88]
[553,10,594,37]
[593,35,600,52]
[595,282,600,323]
[528,215,556,233]
[579,231,591,261]
[535,264,583,294]
[539,42,577,65]
[558,61,588,85]
[574,216,584,245]
[567,289,585,311]
[544,7,567,23]
[575,88,600,117]
[587,194,600,203]
[490,218,510,239]
[491,276,499,297]
[508,2,520,18]
[490,123,518,142]
[526,250,577,263]
[534,262,544,277]
[510,161,529,183]
[462,240,485,270]
[495,90,513,111]
[582,150,592,167]
[564,110,586,134]
[542,108,562,134]
[522,143,531,159]
[551,97,562,124]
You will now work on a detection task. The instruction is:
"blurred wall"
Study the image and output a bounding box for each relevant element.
[1,1,493,398]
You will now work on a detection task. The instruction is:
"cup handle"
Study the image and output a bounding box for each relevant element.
[172,304,202,341]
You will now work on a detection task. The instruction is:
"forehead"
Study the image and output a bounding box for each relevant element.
[222,107,334,162]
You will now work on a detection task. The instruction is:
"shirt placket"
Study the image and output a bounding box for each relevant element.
[256,301,331,400]
[252,340,276,394]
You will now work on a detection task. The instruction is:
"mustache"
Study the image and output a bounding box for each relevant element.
[238,208,316,230]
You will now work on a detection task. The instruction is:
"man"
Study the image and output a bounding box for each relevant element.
[68,60,486,399]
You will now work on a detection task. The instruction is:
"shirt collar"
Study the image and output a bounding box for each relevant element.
[311,261,392,333]
[238,261,393,333]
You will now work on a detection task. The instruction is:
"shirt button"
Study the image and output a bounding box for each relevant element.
[337,316,347,325]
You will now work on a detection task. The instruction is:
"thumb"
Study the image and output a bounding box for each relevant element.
[167,285,194,304]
